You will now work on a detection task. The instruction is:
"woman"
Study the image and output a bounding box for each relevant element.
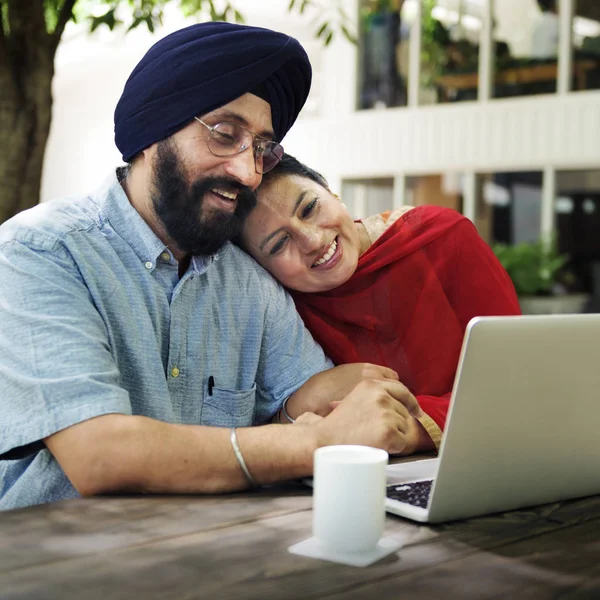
[240,154,521,450]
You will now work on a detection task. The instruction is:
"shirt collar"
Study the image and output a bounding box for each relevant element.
[92,170,221,275]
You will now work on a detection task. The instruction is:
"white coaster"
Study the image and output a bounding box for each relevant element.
[288,536,401,567]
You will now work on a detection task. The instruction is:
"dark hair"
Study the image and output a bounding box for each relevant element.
[261,153,330,190]
[537,0,556,12]
[234,153,330,250]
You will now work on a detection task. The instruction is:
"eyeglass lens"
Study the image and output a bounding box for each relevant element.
[208,122,283,174]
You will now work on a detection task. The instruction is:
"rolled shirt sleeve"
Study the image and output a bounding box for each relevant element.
[254,274,333,424]
[0,238,133,457]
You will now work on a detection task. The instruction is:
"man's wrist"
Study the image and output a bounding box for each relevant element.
[290,418,323,469]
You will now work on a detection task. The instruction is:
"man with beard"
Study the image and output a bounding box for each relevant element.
[0,22,423,510]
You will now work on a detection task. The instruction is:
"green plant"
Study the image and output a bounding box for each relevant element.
[288,0,357,46]
[492,240,570,296]
[420,0,448,85]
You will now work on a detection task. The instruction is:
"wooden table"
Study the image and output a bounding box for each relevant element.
[435,59,598,100]
[2,478,600,599]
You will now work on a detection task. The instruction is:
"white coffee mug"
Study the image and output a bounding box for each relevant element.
[313,445,389,554]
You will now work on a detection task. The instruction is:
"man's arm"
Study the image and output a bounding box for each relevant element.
[45,378,424,495]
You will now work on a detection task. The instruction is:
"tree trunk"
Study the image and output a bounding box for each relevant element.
[0,63,53,225]
[0,0,68,226]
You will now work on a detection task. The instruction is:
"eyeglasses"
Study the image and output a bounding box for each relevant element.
[194,117,284,174]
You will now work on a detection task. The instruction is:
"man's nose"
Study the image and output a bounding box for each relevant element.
[222,148,262,190]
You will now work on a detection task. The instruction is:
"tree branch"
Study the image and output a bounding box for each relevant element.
[52,0,77,51]
[0,1,7,65]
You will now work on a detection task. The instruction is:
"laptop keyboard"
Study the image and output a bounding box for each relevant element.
[386,479,434,509]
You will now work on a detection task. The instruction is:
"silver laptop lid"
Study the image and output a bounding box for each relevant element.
[427,314,600,523]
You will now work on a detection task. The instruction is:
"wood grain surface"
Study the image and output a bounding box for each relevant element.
[1,483,599,600]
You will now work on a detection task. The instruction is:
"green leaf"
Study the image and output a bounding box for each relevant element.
[492,238,570,296]
[288,0,296,11]
[145,15,154,33]
[43,0,60,32]
[341,24,357,45]
[89,9,121,32]
[89,16,101,32]
[127,15,143,31]
[324,30,334,46]
[208,0,217,20]
[316,21,328,38]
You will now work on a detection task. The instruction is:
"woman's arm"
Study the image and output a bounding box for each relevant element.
[414,216,521,446]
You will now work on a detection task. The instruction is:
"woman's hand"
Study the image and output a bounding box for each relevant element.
[283,363,401,418]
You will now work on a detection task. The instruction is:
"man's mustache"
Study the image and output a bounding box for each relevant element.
[189,176,257,208]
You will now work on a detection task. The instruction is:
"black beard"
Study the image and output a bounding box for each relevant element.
[150,139,257,257]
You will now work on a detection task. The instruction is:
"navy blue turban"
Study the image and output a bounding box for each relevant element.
[114,22,312,162]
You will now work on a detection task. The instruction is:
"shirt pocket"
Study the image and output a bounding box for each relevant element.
[201,383,256,428]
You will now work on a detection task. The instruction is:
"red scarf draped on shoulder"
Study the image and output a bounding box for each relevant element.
[291,205,521,433]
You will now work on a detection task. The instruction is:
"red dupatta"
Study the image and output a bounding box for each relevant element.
[291,206,521,432]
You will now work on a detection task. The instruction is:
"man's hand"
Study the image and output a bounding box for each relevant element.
[296,379,429,456]
[283,363,400,419]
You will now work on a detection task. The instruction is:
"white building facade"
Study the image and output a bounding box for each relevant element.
[43,0,600,295]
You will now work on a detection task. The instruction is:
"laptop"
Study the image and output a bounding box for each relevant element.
[383,314,600,523]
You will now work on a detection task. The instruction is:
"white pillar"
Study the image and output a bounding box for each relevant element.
[393,173,408,208]
[408,0,422,107]
[557,0,574,94]
[462,172,477,223]
[541,166,556,246]
[354,183,368,220]
[478,0,494,101]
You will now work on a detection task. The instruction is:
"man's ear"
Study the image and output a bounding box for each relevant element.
[141,144,156,164]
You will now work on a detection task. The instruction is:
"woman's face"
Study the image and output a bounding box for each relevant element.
[241,174,365,293]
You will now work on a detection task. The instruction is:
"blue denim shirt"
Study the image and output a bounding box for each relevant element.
[0,171,332,510]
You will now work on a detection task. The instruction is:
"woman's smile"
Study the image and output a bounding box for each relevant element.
[311,236,342,270]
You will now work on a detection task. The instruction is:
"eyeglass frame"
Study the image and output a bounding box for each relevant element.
[194,117,284,175]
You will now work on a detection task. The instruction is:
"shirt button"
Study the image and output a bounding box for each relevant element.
[160,252,170,262]
[171,367,180,378]
[144,261,153,270]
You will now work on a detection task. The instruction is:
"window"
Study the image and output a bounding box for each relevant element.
[342,178,395,218]
[474,171,543,246]
[555,169,600,300]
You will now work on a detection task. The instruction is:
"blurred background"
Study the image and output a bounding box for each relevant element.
[3,0,600,313]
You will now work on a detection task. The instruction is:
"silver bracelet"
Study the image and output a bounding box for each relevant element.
[281,396,296,423]
[230,428,258,487]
